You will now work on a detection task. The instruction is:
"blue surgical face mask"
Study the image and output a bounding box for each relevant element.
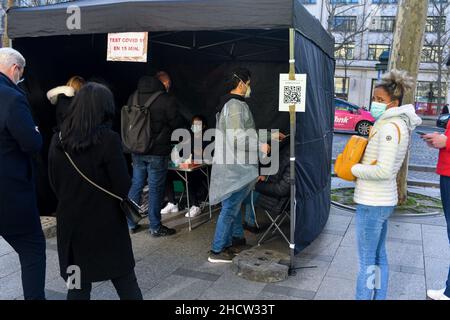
[370,101,389,120]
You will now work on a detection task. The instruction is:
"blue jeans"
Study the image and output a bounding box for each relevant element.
[212,183,253,253]
[243,191,260,227]
[128,154,168,232]
[440,175,450,297]
[355,204,395,300]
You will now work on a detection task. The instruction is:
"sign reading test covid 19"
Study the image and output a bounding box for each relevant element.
[279,73,307,112]
[107,32,149,63]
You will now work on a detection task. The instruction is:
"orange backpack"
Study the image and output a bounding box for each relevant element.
[334,122,402,181]
[334,135,368,181]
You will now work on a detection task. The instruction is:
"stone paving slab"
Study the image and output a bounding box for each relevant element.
[314,276,356,300]
[387,271,426,300]
[424,256,449,291]
[262,284,316,300]
[198,267,266,300]
[0,238,13,257]
[422,224,450,260]
[143,274,213,300]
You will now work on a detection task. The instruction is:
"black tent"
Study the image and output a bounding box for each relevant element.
[8,0,335,254]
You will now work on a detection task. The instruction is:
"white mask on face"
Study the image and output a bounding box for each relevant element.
[244,85,251,99]
[191,124,202,134]
[233,73,251,98]
[14,65,24,85]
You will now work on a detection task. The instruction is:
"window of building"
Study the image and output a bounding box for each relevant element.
[367,44,390,60]
[333,16,357,32]
[335,43,355,60]
[335,77,350,100]
[425,16,446,33]
[416,81,447,103]
[330,0,359,4]
[372,0,398,3]
[421,45,442,63]
[369,16,396,32]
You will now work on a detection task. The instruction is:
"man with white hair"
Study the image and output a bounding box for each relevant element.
[0,47,46,300]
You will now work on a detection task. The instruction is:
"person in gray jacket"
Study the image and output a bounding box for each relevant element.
[208,68,270,263]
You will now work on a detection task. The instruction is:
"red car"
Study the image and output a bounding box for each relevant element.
[334,98,375,136]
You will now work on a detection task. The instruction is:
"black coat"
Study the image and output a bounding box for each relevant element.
[0,72,43,236]
[55,95,73,129]
[127,77,183,156]
[48,130,135,282]
[256,142,290,214]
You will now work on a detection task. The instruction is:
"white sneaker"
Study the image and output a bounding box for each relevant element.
[161,202,179,214]
[185,206,201,218]
[427,288,450,300]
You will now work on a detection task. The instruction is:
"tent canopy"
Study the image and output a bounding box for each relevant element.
[8,0,335,253]
[8,0,334,58]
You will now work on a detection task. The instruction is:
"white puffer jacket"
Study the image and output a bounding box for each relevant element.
[351,104,422,206]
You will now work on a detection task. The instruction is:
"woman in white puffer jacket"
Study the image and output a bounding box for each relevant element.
[350,70,422,300]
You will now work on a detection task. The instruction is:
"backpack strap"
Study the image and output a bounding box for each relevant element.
[132,91,139,106]
[143,91,164,109]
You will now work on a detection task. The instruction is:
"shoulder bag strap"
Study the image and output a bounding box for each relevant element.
[59,133,123,202]
[143,91,164,109]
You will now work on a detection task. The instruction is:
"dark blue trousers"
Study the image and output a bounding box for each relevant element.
[2,230,46,300]
[439,175,450,297]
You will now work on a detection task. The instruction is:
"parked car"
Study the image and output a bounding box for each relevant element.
[437,113,450,129]
[334,98,375,136]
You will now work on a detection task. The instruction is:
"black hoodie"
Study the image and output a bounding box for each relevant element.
[127,76,183,156]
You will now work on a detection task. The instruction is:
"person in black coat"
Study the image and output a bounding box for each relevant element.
[243,137,290,233]
[0,48,46,300]
[126,75,184,236]
[48,83,142,300]
[46,76,85,129]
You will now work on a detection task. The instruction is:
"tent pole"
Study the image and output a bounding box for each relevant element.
[288,28,296,276]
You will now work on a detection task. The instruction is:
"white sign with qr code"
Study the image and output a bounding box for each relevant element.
[279,73,307,112]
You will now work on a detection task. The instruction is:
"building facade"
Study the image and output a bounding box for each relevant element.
[302,0,450,116]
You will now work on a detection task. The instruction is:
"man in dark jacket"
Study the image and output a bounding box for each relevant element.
[0,48,46,300]
[127,76,183,236]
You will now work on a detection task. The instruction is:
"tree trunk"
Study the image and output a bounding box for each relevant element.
[2,0,16,48]
[388,0,429,206]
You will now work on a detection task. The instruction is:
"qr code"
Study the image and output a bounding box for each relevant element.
[283,85,302,104]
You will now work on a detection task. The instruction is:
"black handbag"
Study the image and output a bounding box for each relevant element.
[59,133,146,225]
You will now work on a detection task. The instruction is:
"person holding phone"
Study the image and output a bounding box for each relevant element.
[422,128,450,300]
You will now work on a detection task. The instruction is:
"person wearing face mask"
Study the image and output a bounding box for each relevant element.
[164,115,211,218]
[0,48,46,300]
[350,70,422,300]
[208,67,271,263]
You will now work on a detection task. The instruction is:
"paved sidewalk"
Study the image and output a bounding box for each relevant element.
[1,196,449,300]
